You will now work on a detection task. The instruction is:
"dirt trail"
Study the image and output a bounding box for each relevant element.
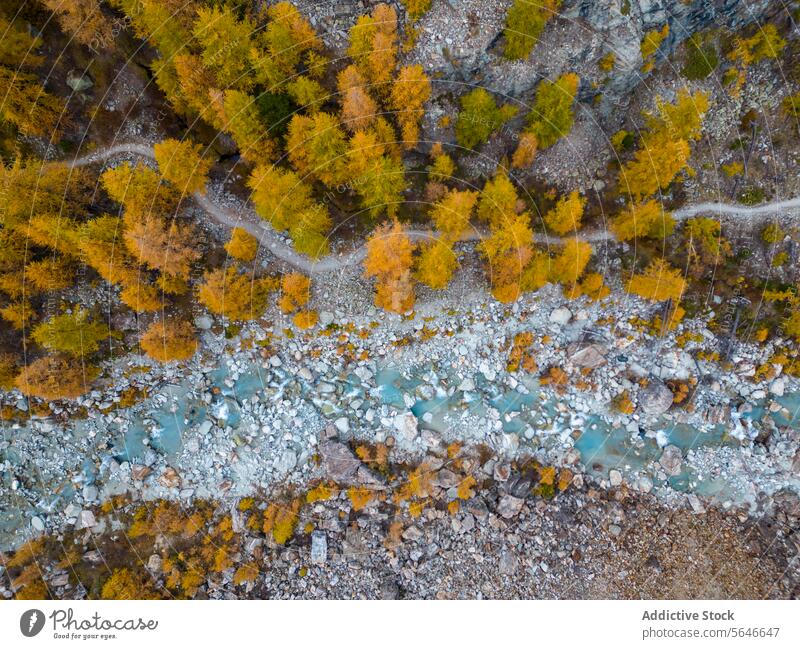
[69,142,800,275]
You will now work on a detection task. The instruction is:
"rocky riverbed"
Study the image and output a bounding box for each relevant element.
[1,252,798,558]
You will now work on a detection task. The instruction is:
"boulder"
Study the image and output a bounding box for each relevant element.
[639,379,674,415]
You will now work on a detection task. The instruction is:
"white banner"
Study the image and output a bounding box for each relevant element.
[0,600,797,648]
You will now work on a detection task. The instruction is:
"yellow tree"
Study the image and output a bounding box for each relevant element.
[31,308,110,357]
[123,217,201,279]
[347,3,398,97]
[193,6,254,89]
[415,238,458,289]
[139,319,197,362]
[15,354,97,400]
[389,64,431,148]
[543,190,585,235]
[279,273,311,313]
[154,138,213,195]
[220,90,277,163]
[627,258,686,303]
[476,170,521,229]
[0,17,65,140]
[42,0,113,49]
[338,65,378,132]
[286,112,348,186]
[478,214,534,303]
[198,267,276,321]
[610,200,674,241]
[430,189,478,241]
[620,129,690,201]
[364,221,415,313]
[548,238,592,287]
[524,73,579,149]
[225,228,259,262]
[248,164,316,231]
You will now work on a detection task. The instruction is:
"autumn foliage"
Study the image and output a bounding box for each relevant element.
[139,319,198,363]
[364,221,416,313]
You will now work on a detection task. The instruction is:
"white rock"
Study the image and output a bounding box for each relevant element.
[334,417,350,434]
[393,412,419,442]
[77,510,96,530]
[549,307,572,325]
[310,531,327,565]
[609,469,623,486]
[769,379,785,397]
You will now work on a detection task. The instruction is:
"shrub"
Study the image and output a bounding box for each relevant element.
[682,34,718,80]
[279,273,311,313]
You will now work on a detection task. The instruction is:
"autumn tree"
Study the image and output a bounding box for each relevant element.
[511,132,538,168]
[348,3,398,98]
[338,65,378,132]
[286,112,348,186]
[345,129,407,217]
[479,214,534,303]
[15,354,97,400]
[415,238,458,289]
[219,90,277,163]
[364,221,415,313]
[548,238,592,288]
[123,217,201,280]
[101,162,181,219]
[610,200,675,241]
[648,89,709,142]
[476,170,522,229]
[389,64,431,148]
[198,267,276,321]
[640,24,669,73]
[430,189,478,241]
[627,258,686,303]
[252,1,323,88]
[42,0,113,49]
[288,203,332,258]
[455,88,518,150]
[619,129,691,201]
[192,6,255,90]
[524,73,579,149]
[31,308,110,356]
[503,0,560,60]
[279,273,311,313]
[543,190,585,235]
[225,227,259,262]
[428,143,455,182]
[139,319,198,362]
[0,17,65,140]
[685,216,731,272]
[153,138,213,195]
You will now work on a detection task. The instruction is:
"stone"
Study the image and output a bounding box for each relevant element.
[319,441,361,483]
[76,510,96,530]
[318,311,334,326]
[609,469,623,487]
[659,445,683,476]
[130,464,152,481]
[147,554,163,575]
[197,420,213,436]
[498,551,517,575]
[31,516,45,532]
[334,417,350,434]
[158,467,182,488]
[497,494,524,519]
[770,378,785,397]
[549,307,572,325]
[310,531,328,565]
[276,449,297,474]
[194,315,213,330]
[393,412,418,442]
[568,343,607,369]
[687,493,706,514]
[457,377,475,392]
[636,476,653,493]
[639,379,674,415]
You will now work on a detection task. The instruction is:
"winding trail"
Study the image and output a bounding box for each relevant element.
[68,142,800,275]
